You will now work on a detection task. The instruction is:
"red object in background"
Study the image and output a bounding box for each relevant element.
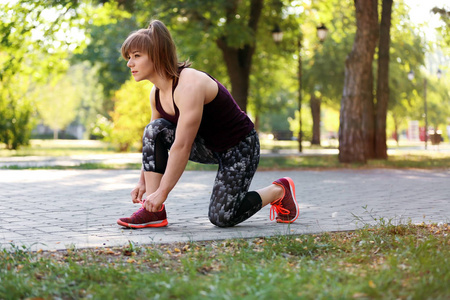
[392,131,398,142]
[419,127,427,142]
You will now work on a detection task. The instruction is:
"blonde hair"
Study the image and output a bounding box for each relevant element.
[121,20,191,79]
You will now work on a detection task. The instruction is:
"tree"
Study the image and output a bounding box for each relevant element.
[301,0,355,146]
[71,3,137,115]
[339,0,379,163]
[109,78,153,151]
[146,0,264,112]
[374,0,393,159]
[0,73,35,149]
[432,7,450,54]
[35,71,82,139]
[383,1,426,146]
[0,0,80,147]
[68,62,105,138]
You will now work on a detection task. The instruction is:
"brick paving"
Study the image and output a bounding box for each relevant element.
[1,167,449,251]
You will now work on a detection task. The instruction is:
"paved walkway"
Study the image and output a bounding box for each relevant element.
[1,167,449,251]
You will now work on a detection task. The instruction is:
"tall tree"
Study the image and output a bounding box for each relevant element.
[71,3,137,115]
[375,0,393,159]
[147,0,264,112]
[338,0,379,163]
[310,93,321,145]
[216,0,263,112]
[302,0,355,146]
[0,0,80,148]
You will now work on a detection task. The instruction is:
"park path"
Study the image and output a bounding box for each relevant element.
[1,168,449,251]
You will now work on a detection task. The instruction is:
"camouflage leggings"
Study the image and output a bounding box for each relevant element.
[142,118,262,227]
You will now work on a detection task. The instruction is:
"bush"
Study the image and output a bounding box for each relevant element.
[0,78,35,150]
[109,78,153,151]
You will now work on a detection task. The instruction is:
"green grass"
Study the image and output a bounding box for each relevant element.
[2,222,448,299]
[2,139,450,170]
[4,154,450,170]
[0,139,116,157]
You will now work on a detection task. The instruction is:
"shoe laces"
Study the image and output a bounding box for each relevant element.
[270,201,290,221]
[137,200,164,212]
[131,206,146,218]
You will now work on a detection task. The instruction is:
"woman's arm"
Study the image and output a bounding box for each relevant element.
[133,86,162,204]
[143,70,213,212]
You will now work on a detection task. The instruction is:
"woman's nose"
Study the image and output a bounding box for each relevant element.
[127,59,133,68]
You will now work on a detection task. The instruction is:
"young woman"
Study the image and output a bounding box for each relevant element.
[117,20,299,229]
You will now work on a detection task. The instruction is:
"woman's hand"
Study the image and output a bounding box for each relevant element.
[130,181,146,204]
[143,189,167,212]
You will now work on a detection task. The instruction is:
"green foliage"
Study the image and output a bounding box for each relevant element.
[1,0,81,147]
[109,78,153,151]
[288,104,313,140]
[1,0,448,154]
[0,0,80,80]
[35,70,82,139]
[303,0,355,105]
[432,7,450,55]
[68,62,105,138]
[0,75,35,149]
[71,3,136,114]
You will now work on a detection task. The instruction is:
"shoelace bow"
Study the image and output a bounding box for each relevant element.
[134,200,164,213]
[270,201,290,221]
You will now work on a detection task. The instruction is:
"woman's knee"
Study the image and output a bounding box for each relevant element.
[208,214,235,228]
[208,208,236,228]
[143,118,174,141]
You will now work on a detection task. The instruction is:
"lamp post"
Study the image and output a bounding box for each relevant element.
[408,69,442,150]
[317,24,328,43]
[271,25,283,43]
[272,24,328,152]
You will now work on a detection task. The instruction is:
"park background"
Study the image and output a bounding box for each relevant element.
[1,0,449,164]
[1,2,450,299]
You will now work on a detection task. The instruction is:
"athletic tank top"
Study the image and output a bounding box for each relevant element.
[155,69,254,152]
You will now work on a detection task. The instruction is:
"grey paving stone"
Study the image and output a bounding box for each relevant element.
[1,169,449,251]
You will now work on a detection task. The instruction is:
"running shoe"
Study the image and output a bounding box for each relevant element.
[270,177,299,223]
[117,204,168,228]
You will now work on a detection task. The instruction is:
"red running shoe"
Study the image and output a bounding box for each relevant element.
[117,204,168,229]
[270,177,299,223]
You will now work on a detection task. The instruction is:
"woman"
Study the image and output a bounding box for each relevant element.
[117,20,299,229]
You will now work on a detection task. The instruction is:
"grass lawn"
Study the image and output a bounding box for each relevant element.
[0,139,116,157]
[1,222,448,299]
[2,139,450,170]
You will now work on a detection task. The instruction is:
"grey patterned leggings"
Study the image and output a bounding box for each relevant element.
[142,118,262,227]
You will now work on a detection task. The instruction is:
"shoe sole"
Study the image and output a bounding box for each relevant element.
[276,177,299,224]
[117,219,168,229]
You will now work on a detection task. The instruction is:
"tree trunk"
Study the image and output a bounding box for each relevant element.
[375,0,393,159]
[338,0,379,164]
[53,129,59,140]
[215,0,263,112]
[254,113,260,132]
[310,93,321,145]
[298,40,303,152]
[362,73,376,159]
[394,119,399,146]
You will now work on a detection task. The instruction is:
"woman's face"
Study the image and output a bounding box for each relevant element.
[126,50,154,82]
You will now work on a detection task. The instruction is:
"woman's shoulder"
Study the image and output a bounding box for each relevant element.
[176,68,218,102]
[180,68,211,79]
[179,68,215,86]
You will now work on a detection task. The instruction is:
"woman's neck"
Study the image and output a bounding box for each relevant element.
[152,75,173,93]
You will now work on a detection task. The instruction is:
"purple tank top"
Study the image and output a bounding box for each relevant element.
[155,70,254,152]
